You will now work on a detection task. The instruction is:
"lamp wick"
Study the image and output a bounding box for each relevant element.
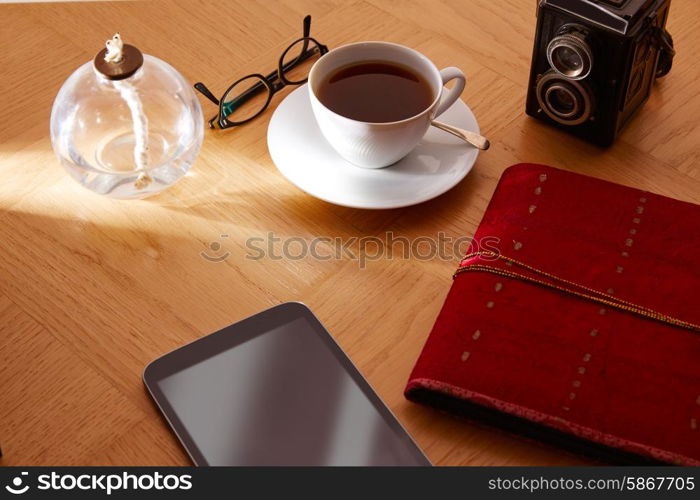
[104,33,124,64]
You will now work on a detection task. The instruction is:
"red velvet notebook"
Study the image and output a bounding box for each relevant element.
[405,163,700,465]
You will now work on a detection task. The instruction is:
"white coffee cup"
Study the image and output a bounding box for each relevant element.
[308,41,466,169]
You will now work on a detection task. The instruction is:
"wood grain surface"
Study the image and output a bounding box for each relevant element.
[1,0,699,466]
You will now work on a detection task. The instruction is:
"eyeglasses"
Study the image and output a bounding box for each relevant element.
[194,15,329,130]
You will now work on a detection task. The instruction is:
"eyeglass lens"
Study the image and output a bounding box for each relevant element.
[281,38,324,84]
[221,76,271,123]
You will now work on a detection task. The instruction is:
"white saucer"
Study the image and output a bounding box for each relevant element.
[267,84,480,209]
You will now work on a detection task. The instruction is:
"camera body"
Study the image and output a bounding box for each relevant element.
[526,0,674,147]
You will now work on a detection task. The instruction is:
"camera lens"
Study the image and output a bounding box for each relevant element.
[547,33,592,80]
[536,71,593,126]
[545,85,579,118]
[553,46,582,73]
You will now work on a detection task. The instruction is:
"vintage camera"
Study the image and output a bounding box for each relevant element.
[526,0,675,146]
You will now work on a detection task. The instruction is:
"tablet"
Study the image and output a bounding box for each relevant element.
[144,302,431,466]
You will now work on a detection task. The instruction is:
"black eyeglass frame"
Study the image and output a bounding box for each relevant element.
[194,15,329,130]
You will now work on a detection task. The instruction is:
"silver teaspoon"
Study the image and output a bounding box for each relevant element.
[431,120,490,150]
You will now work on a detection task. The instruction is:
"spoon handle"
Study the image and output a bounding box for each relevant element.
[431,120,490,150]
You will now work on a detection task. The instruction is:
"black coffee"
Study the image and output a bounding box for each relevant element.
[317,61,434,123]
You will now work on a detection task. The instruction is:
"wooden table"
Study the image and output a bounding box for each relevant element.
[1,0,699,466]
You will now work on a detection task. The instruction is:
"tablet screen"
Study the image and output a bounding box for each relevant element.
[147,305,429,465]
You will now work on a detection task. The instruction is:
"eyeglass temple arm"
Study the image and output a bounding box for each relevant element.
[303,14,311,37]
[300,15,311,53]
[194,82,220,105]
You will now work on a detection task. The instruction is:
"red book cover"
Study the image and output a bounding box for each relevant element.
[405,163,700,465]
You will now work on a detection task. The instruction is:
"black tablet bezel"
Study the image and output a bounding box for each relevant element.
[143,302,431,466]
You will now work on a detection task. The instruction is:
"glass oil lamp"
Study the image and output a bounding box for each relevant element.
[50,34,204,198]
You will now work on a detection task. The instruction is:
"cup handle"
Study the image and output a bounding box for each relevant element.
[435,67,466,117]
